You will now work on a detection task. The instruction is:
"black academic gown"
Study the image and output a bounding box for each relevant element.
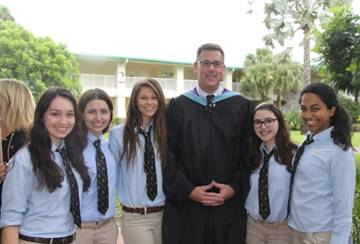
[162,93,253,244]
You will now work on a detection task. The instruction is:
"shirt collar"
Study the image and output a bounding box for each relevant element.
[136,121,153,133]
[260,143,276,154]
[306,126,333,143]
[87,131,104,143]
[196,84,224,98]
[52,139,65,152]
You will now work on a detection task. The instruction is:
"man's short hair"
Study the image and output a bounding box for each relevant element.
[196,43,225,61]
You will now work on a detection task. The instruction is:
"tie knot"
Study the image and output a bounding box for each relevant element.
[262,148,275,161]
[93,139,101,148]
[139,126,152,138]
[206,94,215,103]
[56,147,66,156]
[304,135,314,145]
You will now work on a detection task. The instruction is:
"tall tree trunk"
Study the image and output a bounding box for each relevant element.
[275,94,282,109]
[303,24,311,85]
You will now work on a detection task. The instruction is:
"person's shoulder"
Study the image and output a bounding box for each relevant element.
[9,144,32,169]
[109,123,125,135]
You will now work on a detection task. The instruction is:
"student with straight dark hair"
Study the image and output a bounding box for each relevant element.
[288,82,356,244]
[0,88,90,244]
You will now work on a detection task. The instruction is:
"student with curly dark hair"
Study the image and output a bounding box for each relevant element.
[288,82,356,244]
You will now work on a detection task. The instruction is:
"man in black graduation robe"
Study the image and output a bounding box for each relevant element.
[162,43,252,244]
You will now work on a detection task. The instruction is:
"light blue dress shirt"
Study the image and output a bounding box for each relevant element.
[0,142,83,238]
[109,123,165,207]
[80,132,118,221]
[245,144,291,223]
[289,126,356,244]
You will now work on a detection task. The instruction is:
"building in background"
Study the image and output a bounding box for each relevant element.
[77,54,241,118]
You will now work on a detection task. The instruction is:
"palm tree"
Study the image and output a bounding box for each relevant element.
[263,0,352,85]
[240,48,301,108]
[272,53,302,109]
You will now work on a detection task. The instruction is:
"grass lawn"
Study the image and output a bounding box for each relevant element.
[291,130,360,147]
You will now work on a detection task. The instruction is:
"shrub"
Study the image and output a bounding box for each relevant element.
[284,109,302,130]
[111,117,124,128]
[339,96,360,124]
[353,124,360,132]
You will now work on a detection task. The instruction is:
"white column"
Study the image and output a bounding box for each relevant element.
[175,66,184,95]
[224,69,233,91]
[116,61,128,118]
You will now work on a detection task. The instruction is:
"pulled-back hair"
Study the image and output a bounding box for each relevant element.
[0,79,35,133]
[29,88,90,192]
[299,82,352,150]
[78,88,113,134]
[123,78,167,167]
[248,103,297,171]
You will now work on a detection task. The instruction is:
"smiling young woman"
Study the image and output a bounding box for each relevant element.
[289,83,356,244]
[76,88,119,244]
[109,78,166,244]
[0,88,90,244]
[245,103,297,244]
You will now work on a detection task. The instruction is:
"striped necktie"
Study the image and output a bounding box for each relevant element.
[288,135,314,216]
[93,139,109,215]
[206,94,215,112]
[139,126,157,201]
[56,147,81,228]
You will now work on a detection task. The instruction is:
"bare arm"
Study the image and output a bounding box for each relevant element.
[2,225,19,244]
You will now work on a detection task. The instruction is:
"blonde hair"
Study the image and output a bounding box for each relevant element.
[0,79,35,132]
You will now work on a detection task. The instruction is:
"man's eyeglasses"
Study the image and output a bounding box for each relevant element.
[197,60,224,68]
[253,118,277,128]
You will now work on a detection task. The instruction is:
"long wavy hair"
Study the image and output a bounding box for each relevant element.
[123,78,167,167]
[248,103,298,171]
[28,88,90,192]
[299,82,353,151]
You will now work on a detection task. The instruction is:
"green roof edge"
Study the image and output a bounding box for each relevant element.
[75,53,241,70]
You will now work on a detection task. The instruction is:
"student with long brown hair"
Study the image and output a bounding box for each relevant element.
[0,88,90,244]
[76,88,119,243]
[109,78,166,244]
[245,103,297,243]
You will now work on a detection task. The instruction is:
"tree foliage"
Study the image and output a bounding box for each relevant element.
[240,48,302,109]
[0,19,81,99]
[316,5,360,102]
[0,5,14,21]
[263,0,350,85]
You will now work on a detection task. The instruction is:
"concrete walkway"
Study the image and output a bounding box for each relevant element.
[117,231,125,244]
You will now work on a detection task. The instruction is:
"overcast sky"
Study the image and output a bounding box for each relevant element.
[1,0,359,67]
